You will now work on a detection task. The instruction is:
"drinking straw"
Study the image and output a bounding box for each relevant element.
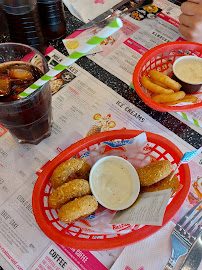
[176,112,201,128]
[19,18,123,98]
[169,146,202,181]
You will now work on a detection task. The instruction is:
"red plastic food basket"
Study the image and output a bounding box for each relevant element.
[32,130,191,250]
[133,41,202,112]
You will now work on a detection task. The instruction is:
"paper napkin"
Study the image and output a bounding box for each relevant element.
[110,221,186,270]
[63,36,103,55]
[63,0,120,22]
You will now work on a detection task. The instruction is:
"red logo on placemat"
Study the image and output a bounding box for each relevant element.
[95,0,104,4]
[102,144,126,154]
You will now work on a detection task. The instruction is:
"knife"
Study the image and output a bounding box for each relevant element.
[77,0,153,30]
[77,0,130,30]
[180,232,202,270]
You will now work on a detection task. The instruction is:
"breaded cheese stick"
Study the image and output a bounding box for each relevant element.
[58,195,98,223]
[49,179,91,209]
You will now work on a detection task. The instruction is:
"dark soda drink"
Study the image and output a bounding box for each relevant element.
[37,0,66,40]
[0,62,44,102]
[0,61,52,144]
[3,4,46,54]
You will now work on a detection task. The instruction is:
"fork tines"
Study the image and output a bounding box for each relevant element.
[164,201,202,269]
[175,200,202,245]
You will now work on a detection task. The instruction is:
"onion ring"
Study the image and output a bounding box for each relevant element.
[149,70,181,91]
[50,158,89,189]
[58,195,98,224]
[49,179,91,209]
[141,76,174,94]
[151,91,186,103]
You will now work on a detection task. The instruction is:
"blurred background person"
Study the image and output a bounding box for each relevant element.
[178,0,202,43]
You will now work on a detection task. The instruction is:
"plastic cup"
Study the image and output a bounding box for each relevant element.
[0,43,52,144]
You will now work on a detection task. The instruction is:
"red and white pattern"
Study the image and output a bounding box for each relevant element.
[43,137,179,241]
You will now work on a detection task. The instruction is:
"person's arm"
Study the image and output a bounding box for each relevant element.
[178,0,202,43]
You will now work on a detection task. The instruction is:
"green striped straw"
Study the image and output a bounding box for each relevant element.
[176,112,201,128]
[19,18,123,98]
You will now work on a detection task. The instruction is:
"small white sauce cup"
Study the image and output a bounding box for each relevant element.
[173,55,202,94]
[89,156,140,211]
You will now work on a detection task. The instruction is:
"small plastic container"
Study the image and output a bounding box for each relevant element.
[172,55,202,94]
[89,156,140,211]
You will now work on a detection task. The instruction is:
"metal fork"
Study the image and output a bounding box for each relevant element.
[164,200,202,270]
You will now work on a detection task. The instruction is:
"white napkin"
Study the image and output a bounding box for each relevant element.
[63,0,121,23]
[110,221,186,270]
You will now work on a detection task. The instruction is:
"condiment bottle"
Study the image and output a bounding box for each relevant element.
[1,0,46,54]
[37,0,66,40]
[0,3,8,40]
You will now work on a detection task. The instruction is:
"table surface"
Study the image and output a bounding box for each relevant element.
[51,7,201,150]
[0,1,202,270]
[0,4,201,149]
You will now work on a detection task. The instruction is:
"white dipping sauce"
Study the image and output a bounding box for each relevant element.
[174,56,202,84]
[90,156,140,210]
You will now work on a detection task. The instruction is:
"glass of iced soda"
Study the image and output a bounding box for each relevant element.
[0,43,52,144]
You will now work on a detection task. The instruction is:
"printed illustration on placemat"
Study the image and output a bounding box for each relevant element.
[86,114,116,137]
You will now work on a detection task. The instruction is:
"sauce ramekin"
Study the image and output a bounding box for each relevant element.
[89,156,140,211]
[172,55,202,94]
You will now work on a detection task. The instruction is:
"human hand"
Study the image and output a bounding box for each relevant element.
[178,0,202,43]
